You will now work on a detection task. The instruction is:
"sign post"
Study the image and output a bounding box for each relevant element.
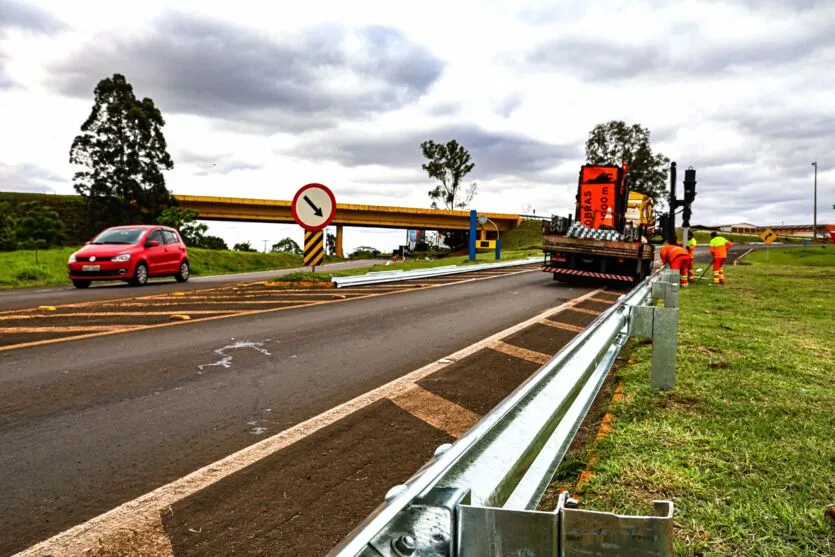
[292,183,336,273]
[759,228,777,262]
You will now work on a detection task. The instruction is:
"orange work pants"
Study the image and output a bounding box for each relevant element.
[713,257,726,284]
[670,254,693,287]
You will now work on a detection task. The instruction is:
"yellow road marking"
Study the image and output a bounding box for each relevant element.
[490,341,552,365]
[0,325,140,333]
[0,311,234,320]
[563,307,599,316]
[16,286,604,556]
[391,385,481,438]
[540,319,585,333]
[0,268,541,353]
[85,299,327,307]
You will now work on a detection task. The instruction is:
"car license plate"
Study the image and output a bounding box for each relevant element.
[82,264,100,271]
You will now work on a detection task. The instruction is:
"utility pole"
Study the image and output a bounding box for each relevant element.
[811,161,818,242]
[263,239,269,253]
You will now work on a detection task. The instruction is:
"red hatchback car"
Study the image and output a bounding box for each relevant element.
[67,225,190,288]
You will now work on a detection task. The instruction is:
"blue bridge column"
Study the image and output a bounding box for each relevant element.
[469,210,477,261]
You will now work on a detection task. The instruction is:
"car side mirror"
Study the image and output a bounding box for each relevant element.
[145,240,160,248]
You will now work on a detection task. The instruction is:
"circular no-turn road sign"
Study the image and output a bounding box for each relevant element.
[292,183,336,231]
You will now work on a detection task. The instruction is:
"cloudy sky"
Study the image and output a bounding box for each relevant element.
[1,0,833,252]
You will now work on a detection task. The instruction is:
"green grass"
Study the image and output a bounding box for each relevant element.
[744,246,834,267]
[273,272,334,283]
[0,246,322,288]
[501,218,546,250]
[563,260,834,555]
[679,229,807,245]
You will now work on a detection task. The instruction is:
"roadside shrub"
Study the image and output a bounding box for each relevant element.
[14,265,49,282]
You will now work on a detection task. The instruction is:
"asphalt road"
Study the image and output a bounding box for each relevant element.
[691,244,754,265]
[0,259,387,312]
[0,268,593,555]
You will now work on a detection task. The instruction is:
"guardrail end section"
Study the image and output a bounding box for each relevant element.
[458,504,557,557]
[558,492,675,557]
[360,487,470,557]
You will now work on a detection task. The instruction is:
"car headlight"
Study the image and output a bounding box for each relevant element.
[112,253,131,262]
[68,254,76,263]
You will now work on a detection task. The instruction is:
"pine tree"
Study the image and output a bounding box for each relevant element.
[69,73,174,233]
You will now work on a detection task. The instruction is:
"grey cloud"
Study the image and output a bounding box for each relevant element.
[524,8,835,81]
[46,12,444,132]
[426,102,461,116]
[495,92,524,117]
[175,150,263,175]
[0,0,66,33]
[1,0,66,91]
[527,39,666,81]
[0,161,68,193]
[287,124,578,180]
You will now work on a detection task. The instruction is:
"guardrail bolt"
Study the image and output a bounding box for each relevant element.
[392,533,417,555]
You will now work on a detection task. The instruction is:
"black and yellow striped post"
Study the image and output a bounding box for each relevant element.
[304,229,325,271]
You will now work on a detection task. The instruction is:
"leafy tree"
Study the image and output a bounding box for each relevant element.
[0,202,18,251]
[16,201,65,248]
[156,206,208,246]
[420,139,477,210]
[233,241,256,252]
[271,237,302,255]
[69,73,175,233]
[585,121,669,203]
[199,235,228,250]
[349,246,382,259]
[325,231,336,256]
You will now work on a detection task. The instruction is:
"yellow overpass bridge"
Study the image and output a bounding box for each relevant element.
[176,194,523,256]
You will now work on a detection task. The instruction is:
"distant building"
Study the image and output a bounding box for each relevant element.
[717,223,758,234]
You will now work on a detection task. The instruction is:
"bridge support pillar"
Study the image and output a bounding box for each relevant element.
[336,225,344,258]
[469,210,477,261]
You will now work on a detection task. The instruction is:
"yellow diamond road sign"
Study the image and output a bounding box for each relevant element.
[759,228,778,244]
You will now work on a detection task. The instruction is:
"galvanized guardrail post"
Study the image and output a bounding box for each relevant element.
[630,269,679,390]
[328,270,676,557]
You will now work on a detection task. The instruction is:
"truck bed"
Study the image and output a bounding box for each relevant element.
[542,234,654,260]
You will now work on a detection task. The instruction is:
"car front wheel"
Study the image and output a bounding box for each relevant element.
[72,279,91,289]
[175,260,190,283]
[130,262,149,286]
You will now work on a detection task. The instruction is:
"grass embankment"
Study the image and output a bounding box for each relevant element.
[743,246,833,267]
[544,249,834,555]
[0,247,319,289]
[501,218,546,250]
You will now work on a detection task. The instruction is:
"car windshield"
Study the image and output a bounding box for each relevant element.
[90,228,146,245]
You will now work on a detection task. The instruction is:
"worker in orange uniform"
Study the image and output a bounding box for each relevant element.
[709,231,733,285]
[659,236,693,288]
[686,236,697,283]
[659,235,677,266]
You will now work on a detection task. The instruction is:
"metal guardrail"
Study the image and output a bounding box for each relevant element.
[328,269,682,557]
[331,258,541,288]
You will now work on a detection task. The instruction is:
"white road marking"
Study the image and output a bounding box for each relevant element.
[197,339,272,371]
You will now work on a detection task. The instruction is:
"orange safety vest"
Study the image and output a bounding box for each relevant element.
[687,237,696,254]
[667,245,690,263]
[709,236,733,259]
[659,243,676,264]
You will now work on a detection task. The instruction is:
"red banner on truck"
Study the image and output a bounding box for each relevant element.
[577,165,622,229]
